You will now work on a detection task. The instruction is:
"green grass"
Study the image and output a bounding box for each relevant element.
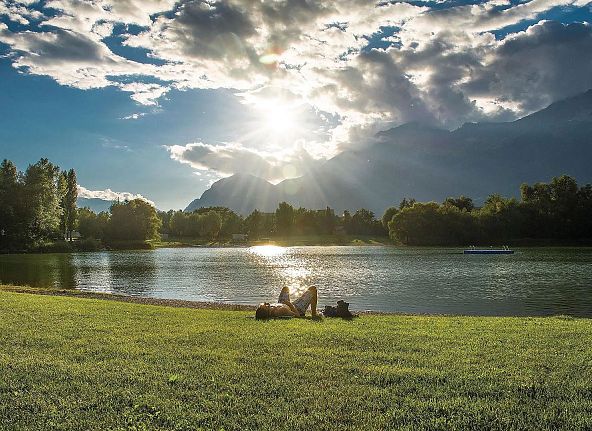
[1,291,592,430]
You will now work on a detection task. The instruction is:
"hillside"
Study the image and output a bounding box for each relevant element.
[185,90,592,215]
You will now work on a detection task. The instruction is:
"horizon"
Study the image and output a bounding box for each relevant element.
[2,0,592,210]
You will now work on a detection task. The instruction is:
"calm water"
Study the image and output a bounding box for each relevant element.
[1,246,591,316]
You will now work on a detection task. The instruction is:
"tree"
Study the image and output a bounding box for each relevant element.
[220,211,243,237]
[0,159,20,249]
[65,169,78,241]
[107,199,161,241]
[22,158,62,242]
[245,210,263,239]
[275,202,295,235]
[199,211,222,240]
[399,198,416,210]
[381,206,398,229]
[77,208,109,239]
[348,208,383,235]
[443,196,474,212]
[320,207,337,235]
[169,211,188,237]
[158,210,174,235]
[389,202,477,245]
[58,171,68,239]
[476,194,524,242]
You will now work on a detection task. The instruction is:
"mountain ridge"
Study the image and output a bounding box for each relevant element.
[185,90,592,215]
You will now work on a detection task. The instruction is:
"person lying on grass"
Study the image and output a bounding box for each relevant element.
[255,285,318,319]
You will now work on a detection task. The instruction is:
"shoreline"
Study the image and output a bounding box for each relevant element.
[1,285,588,319]
[0,285,257,311]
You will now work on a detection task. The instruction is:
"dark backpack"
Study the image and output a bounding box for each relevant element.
[323,300,356,319]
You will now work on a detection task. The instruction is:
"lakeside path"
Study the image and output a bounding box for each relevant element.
[1,288,592,430]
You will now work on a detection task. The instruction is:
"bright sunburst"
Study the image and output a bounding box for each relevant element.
[256,99,302,138]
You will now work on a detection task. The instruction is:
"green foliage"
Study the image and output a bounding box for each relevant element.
[57,169,77,241]
[389,202,476,245]
[107,199,161,241]
[0,158,77,251]
[347,208,385,236]
[76,237,102,252]
[23,158,62,241]
[77,208,109,240]
[275,202,295,235]
[245,209,264,239]
[0,159,20,250]
[389,176,592,245]
[199,211,222,240]
[443,195,474,212]
[1,291,592,430]
[399,197,416,210]
[65,169,78,240]
[167,208,241,240]
[381,206,398,229]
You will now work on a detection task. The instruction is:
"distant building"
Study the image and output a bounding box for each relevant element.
[65,231,81,240]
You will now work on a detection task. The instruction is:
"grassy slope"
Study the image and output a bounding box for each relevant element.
[1,292,591,431]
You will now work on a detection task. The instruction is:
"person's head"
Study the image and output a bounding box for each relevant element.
[255,302,271,320]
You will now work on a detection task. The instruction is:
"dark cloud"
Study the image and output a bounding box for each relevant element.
[169,1,256,60]
[0,27,112,64]
[465,21,592,112]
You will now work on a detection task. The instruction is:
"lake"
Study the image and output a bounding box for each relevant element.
[1,246,591,316]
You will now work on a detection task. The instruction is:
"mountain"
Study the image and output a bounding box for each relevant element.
[77,198,114,213]
[185,90,592,215]
[185,174,280,213]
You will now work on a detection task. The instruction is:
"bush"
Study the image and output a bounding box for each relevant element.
[75,238,103,252]
[33,240,74,253]
[104,240,154,250]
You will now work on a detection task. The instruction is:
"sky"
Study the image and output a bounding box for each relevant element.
[1,0,592,210]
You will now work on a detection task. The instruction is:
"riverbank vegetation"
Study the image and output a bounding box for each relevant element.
[1,289,591,430]
[386,175,592,245]
[157,175,592,247]
[3,157,590,252]
[0,158,161,253]
[0,158,78,252]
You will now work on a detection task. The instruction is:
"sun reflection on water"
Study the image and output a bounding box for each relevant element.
[248,245,286,257]
[248,245,313,295]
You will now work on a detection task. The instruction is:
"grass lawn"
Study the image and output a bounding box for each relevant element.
[1,291,591,430]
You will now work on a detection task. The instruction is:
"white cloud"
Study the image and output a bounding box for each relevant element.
[3,0,592,179]
[120,112,147,120]
[167,141,323,183]
[77,185,156,207]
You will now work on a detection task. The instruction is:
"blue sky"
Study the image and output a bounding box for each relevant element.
[1,0,591,209]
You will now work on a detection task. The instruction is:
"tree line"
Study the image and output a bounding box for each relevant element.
[158,204,386,240]
[0,158,162,252]
[74,174,592,246]
[385,175,592,245]
[2,158,589,250]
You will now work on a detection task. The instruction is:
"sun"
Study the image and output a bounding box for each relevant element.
[257,99,301,137]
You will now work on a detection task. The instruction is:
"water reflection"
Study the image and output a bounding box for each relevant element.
[1,247,592,316]
[248,246,312,296]
[106,251,156,296]
[0,253,77,289]
[249,245,286,258]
